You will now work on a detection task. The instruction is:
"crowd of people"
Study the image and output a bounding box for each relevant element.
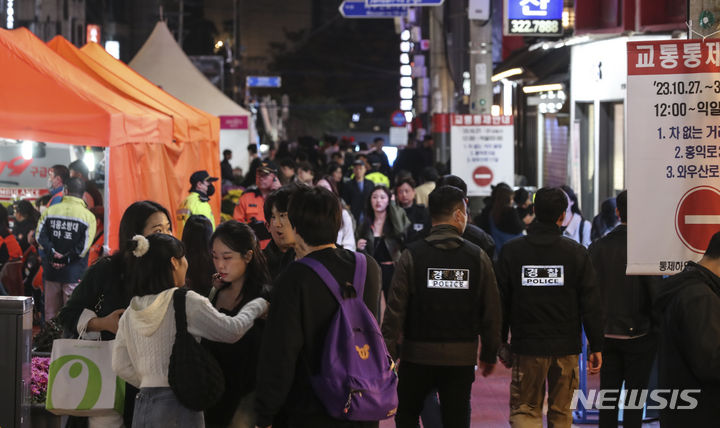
[0,136,719,428]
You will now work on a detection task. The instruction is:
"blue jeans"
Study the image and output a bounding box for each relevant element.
[132,387,204,428]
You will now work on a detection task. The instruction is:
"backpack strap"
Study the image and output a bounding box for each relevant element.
[297,252,367,303]
[352,252,367,297]
[172,288,189,334]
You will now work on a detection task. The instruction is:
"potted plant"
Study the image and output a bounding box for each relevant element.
[30,355,62,428]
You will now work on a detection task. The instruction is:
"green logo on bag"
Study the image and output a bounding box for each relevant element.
[47,355,102,410]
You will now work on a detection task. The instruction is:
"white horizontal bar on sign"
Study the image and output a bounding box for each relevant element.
[685,215,720,224]
[474,174,492,179]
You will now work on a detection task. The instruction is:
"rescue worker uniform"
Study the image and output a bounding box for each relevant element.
[233,187,271,249]
[36,195,96,320]
[495,221,603,428]
[382,224,502,428]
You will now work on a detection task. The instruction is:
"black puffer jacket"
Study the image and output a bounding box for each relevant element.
[654,262,720,427]
[588,224,659,337]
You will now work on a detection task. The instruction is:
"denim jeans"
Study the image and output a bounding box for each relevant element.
[132,387,204,428]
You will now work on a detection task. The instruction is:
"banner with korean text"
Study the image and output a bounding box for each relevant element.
[450,114,514,197]
[627,40,720,274]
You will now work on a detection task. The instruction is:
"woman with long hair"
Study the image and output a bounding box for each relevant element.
[560,185,592,248]
[489,185,525,255]
[316,175,356,250]
[181,215,215,296]
[12,199,40,251]
[356,185,410,298]
[202,221,271,427]
[112,233,268,427]
[59,200,173,427]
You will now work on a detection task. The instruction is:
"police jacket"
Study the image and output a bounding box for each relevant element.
[382,224,502,366]
[36,196,96,283]
[495,221,603,356]
[177,191,215,238]
[654,262,720,427]
[588,224,658,338]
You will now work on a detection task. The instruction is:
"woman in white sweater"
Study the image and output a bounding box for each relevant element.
[112,233,268,427]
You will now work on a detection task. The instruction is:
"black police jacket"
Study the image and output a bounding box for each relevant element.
[404,238,484,342]
[495,222,603,356]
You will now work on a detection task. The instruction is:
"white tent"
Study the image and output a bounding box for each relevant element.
[130,21,254,173]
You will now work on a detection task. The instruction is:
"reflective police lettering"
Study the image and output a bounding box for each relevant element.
[521,265,565,286]
[426,268,470,289]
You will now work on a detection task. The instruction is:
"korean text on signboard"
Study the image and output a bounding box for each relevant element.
[504,0,563,36]
[627,40,720,274]
[450,114,514,197]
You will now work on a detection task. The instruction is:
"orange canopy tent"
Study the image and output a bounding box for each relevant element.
[0,27,180,249]
[47,36,222,237]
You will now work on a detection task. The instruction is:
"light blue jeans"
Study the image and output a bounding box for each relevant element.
[132,387,204,428]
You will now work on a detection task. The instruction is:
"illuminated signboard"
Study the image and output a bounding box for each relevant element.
[503,0,563,36]
[86,24,101,44]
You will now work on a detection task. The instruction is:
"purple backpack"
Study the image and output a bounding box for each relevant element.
[297,252,398,421]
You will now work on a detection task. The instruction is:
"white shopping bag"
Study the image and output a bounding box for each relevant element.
[45,338,125,416]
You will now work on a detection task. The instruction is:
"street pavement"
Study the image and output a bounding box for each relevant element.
[380,364,661,427]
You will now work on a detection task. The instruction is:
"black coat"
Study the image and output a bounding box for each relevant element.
[588,224,658,337]
[495,222,604,356]
[654,262,720,427]
[342,178,374,224]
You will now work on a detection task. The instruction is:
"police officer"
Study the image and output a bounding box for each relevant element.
[176,170,218,238]
[495,187,603,428]
[382,185,502,428]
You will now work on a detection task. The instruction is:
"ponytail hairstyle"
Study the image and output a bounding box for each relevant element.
[127,233,185,297]
[210,221,270,301]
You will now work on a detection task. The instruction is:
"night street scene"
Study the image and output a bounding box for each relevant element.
[1,1,718,427]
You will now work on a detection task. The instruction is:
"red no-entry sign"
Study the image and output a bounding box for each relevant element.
[675,186,720,254]
[473,166,493,187]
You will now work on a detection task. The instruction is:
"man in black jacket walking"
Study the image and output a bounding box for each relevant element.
[496,187,603,428]
[588,190,658,428]
[382,185,502,427]
[255,186,383,428]
[654,231,720,427]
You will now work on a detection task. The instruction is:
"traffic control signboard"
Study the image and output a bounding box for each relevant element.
[450,114,514,197]
[472,166,493,187]
[391,110,406,127]
[675,186,720,254]
[246,76,282,88]
[339,1,407,18]
[366,0,444,6]
[627,39,720,274]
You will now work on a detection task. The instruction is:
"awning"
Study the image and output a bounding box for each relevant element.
[48,36,222,229]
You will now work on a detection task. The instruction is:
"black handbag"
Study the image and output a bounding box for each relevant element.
[168,288,225,411]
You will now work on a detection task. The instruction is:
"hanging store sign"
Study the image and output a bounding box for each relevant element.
[627,40,720,274]
[450,114,514,196]
[86,25,101,44]
[503,0,563,36]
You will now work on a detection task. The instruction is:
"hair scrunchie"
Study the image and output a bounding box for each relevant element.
[131,235,149,257]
